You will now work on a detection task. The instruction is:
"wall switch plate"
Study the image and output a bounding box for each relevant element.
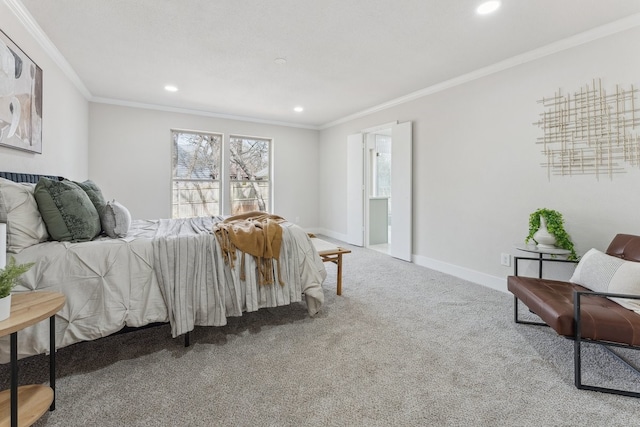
[501,253,511,267]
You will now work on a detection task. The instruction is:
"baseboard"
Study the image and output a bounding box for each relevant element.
[412,254,508,294]
[301,227,321,235]
[315,228,350,243]
[313,227,507,293]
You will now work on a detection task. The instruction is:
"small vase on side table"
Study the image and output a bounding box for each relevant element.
[0,295,11,322]
[533,215,557,249]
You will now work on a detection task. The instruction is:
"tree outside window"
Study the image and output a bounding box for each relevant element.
[229,136,271,214]
[171,131,221,218]
[171,131,272,218]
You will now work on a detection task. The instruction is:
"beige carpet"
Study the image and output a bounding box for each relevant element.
[1,240,639,426]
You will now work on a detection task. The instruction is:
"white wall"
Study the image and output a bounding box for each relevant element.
[0,3,89,178]
[318,26,640,292]
[88,103,320,225]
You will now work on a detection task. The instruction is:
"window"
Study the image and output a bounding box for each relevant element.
[229,135,271,214]
[171,131,272,218]
[171,130,222,218]
[374,134,391,198]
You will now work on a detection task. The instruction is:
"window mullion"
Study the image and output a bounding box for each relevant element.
[221,134,231,215]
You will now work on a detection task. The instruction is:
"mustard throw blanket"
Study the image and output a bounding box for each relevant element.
[213,211,286,286]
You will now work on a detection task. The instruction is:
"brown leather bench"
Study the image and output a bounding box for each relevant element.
[508,234,640,398]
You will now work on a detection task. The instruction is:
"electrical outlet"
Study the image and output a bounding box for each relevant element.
[295,216,300,223]
[501,253,511,267]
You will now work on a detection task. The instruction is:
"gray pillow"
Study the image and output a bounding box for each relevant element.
[0,178,49,252]
[101,200,131,238]
[34,178,101,242]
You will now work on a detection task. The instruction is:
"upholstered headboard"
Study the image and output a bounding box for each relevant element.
[0,172,64,183]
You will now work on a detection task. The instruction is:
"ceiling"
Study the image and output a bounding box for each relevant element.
[14,0,640,128]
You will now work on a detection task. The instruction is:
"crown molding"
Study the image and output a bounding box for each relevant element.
[360,121,398,134]
[91,97,320,130]
[320,12,640,130]
[5,0,92,99]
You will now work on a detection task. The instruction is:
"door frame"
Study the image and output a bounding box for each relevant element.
[346,121,412,261]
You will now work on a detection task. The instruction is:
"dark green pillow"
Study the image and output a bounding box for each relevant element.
[75,180,106,216]
[34,178,101,242]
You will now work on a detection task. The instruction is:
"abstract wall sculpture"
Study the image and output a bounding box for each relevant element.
[534,79,640,179]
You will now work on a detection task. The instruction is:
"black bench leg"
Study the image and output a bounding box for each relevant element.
[184,331,191,347]
[573,339,640,397]
[574,331,582,389]
[513,296,547,326]
[573,291,640,398]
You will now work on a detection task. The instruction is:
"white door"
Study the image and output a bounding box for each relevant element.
[346,133,364,246]
[390,122,412,261]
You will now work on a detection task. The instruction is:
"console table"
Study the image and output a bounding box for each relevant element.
[0,291,65,427]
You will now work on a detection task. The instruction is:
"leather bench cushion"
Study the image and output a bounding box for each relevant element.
[507,276,640,346]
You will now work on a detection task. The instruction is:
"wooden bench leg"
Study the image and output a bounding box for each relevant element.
[317,246,350,296]
[336,253,343,296]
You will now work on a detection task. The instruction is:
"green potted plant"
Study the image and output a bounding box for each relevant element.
[0,257,34,321]
[525,208,577,261]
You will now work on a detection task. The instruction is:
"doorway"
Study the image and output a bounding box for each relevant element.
[365,130,392,254]
[346,121,412,262]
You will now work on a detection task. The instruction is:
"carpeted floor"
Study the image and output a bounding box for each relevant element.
[2,240,639,426]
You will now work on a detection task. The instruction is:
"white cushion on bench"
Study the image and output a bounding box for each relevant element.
[570,248,640,313]
[311,238,340,254]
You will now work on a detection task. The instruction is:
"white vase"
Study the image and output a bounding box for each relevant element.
[534,216,556,249]
[0,294,11,322]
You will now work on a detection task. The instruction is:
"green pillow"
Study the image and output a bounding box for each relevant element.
[74,180,106,216]
[34,178,101,242]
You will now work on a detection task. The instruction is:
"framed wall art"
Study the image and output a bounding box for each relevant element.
[0,28,42,154]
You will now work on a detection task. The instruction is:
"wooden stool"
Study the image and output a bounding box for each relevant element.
[311,238,351,296]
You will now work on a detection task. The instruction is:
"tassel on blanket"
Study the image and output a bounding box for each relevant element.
[213,211,286,286]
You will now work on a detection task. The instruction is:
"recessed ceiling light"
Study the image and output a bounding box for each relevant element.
[164,85,178,92]
[274,58,287,65]
[476,1,500,15]
[294,106,304,113]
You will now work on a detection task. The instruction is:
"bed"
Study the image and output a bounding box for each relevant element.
[0,173,326,362]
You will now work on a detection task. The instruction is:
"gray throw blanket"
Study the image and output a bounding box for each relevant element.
[152,217,326,338]
[152,217,223,337]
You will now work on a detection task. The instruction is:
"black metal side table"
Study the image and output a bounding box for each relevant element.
[514,245,577,278]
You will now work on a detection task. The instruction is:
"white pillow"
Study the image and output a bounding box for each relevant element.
[570,248,640,313]
[101,200,131,238]
[0,178,49,252]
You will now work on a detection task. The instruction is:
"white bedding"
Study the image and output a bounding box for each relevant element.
[0,218,326,362]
